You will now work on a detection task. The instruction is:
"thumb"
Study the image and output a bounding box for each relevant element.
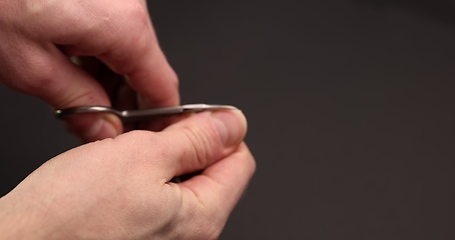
[160,110,247,178]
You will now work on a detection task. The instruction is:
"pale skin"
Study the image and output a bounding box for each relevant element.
[0,111,255,239]
[0,0,255,239]
[0,0,179,142]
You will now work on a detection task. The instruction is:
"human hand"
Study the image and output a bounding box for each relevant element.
[0,110,255,239]
[0,0,179,142]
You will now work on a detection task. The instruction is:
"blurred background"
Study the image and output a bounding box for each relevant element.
[1,0,455,239]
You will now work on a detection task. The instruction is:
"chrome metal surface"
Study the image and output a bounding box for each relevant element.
[55,104,238,122]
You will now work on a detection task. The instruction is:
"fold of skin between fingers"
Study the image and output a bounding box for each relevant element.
[168,143,255,239]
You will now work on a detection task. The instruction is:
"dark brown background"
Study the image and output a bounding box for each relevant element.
[1,0,455,239]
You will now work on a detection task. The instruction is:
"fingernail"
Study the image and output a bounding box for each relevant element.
[82,115,121,142]
[211,110,247,146]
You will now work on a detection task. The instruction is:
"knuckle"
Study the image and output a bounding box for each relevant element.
[112,2,149,37]
[179,124,217,167]
[124,1,149,27]
[116,130,170,163]
[59,89,101,108]
[10,53,54,95]
[168,70,180,89]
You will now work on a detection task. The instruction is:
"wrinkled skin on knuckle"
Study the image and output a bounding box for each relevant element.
[124,0,150,27]
[114,130,172,168]
[19,71,53,97]
[178,124,221,169]
[0,1,62,95]
[1,47,55,96]
[106,7,153,73]
[105,1,150,41]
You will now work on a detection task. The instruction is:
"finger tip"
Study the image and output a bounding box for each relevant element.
[101,114,123,135]
[64,114,123,143]
[210,110,247,147]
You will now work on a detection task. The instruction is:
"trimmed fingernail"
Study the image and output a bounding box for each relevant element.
[211,110,247,146]
[82,115,120,141]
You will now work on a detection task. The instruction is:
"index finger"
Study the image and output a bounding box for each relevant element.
[178,143,256,232]
[98,38,180,109]
[55,1,180,108]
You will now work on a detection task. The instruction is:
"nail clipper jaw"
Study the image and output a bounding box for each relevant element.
[55,104,239,121]
[180,104,238,113]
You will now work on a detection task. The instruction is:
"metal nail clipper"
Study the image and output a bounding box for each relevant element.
[55,104,238,122]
